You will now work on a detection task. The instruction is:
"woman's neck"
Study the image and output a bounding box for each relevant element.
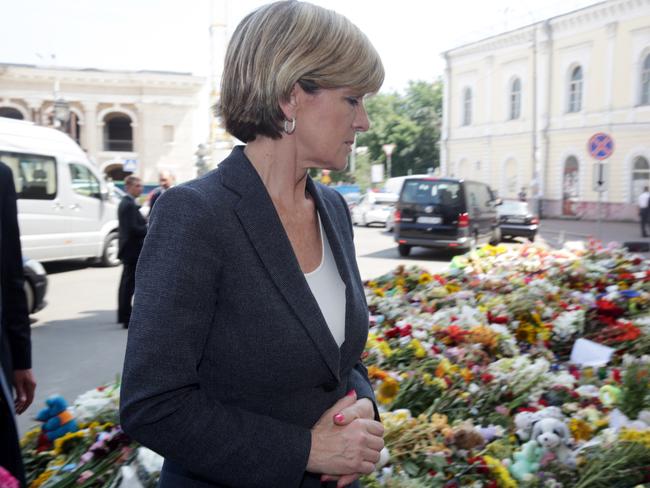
[244,137,310,207]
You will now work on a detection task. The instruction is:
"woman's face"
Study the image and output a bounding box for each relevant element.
[293,87,370,171]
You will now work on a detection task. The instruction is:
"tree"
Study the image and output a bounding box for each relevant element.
[356,79,442,180]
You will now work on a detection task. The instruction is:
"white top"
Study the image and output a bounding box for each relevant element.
[304,213,346,347]
[638,191,650,209]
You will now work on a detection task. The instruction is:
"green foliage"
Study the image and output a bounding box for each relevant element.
[356,79,442,179]
[619,362,650,419]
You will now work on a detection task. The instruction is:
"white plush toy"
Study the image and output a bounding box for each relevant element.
[514,412,537,441]
[531,418,576,467]
[514,407,564,442]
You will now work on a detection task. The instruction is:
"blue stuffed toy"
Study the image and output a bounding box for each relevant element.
[35,395,78,442]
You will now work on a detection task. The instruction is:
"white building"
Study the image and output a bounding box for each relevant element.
[441,0,650,220]
[0,63,206,184]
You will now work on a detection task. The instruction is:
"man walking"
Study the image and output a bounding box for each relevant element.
[638,186,650,237]
[147,170,174,212]
[1,161,36,487]
[117,176,147,329]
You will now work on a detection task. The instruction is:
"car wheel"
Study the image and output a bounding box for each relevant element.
[398,244,411,257]
[23,279,34,314]
[529,233,536,242]
[101,232,120,267]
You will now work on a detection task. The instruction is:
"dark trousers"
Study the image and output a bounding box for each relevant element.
[0,399,26,487]
[641,207,649,237]
[118,262,137,327]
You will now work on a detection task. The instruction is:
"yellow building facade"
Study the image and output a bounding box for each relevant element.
[442,0,650,220]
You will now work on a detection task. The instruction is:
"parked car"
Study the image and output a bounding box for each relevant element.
[394,177,501,256]
[23,257,47,314]
[351,192,399,227]
[0,118,120,266]
[498,200,539,241]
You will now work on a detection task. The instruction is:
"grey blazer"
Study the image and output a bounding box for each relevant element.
[120,147,377,488]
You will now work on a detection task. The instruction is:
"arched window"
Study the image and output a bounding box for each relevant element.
[641,54,650,106]
[568,66,583,113]
[0,107,24,120]
[632,156,650,202]
[462,88,472,126]
[510,78,521,120]
[103,113,133,152]
[562,156,579,216]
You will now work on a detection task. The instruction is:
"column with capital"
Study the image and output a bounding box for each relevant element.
[82,102,99,160]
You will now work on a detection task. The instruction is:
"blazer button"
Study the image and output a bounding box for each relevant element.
[322,380,338,392]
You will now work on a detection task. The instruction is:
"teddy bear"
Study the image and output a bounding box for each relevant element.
[509,439,543,482]
[35,395,79,442]
[531,417,576,467]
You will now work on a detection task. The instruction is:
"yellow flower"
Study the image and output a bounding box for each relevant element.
[445,283,461,293]
[20,426,41,448]
[435,358,452,378]
[378,341,393,357]
[460,368,473,383]
[373,288,385,297]
[53,429,87,455]
[30,469,55,488]
[619,428,650,448]
[395,277,406,288]
[367,281,378,288]
[569,418,593,441]
[418,272,433,285]
[376,377,400,405]
[410,339,427,358]
[483,455,518,488]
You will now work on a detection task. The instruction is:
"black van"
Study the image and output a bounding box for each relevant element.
[394,177,501,256]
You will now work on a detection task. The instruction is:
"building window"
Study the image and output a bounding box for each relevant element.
[510,78,521,120]
[103,113,133,152]
[632,156,650,202]
[568,66,583,113]
[641,54,650,106]
[562,156,579,216]
[462,87,472,126]
[0,107,24,120]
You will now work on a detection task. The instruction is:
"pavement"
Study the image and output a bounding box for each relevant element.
[538,217,649,251]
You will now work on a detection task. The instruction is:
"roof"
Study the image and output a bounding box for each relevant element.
[0,118,87,161]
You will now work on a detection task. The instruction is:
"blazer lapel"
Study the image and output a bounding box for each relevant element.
[220,148,341,381]
[307,179,361,362]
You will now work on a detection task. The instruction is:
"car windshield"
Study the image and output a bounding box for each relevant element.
[401,180,461,206]
[498,200,529,215]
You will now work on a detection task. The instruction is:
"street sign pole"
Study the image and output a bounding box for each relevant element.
[588,132,614,242]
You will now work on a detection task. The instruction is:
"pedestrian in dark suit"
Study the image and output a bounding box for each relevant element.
[0,161,36,487]
[117,175,146,328]
[120,2,385,487]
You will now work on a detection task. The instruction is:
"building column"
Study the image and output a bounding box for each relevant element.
[441,54,451,176]
[604,22,618,116]
[82,102,99,161]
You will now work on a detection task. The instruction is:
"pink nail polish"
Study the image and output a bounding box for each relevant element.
[334,413,345,423]
[346,389,356,396]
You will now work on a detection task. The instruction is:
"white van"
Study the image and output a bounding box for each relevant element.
[0,118,120,266]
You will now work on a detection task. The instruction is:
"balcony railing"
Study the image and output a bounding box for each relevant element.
[104,139,133,152]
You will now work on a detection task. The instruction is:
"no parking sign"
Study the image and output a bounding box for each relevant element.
[588,132,614,160]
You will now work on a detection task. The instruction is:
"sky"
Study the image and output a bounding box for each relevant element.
[0,0,601,93]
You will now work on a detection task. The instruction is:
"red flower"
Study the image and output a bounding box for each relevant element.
[480,373,494,384]
[612,368,622,383]
[399,324,413,337]
[384,327,400,339]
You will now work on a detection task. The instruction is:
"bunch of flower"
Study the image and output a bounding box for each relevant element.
[361,241,650,487]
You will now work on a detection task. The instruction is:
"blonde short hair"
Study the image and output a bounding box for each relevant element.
[217,0,384,142]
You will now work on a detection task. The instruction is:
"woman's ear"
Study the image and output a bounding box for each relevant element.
[279,82,302,121]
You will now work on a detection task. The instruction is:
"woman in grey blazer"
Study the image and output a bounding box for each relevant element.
[120,2,385,486]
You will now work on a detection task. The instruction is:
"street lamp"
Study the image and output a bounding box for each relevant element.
[382,143,396,179]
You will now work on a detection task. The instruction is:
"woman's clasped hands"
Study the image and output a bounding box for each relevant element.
[307,390,384,488]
